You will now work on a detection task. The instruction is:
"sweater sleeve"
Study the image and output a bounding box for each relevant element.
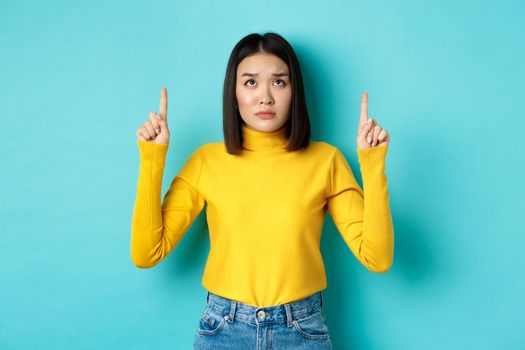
[326,144,394,273]
[130,140,206,268]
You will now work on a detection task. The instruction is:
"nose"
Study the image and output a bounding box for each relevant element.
[259,87,274,105]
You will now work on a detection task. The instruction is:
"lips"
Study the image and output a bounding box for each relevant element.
[255,109,276,119]
[257,112,275,119]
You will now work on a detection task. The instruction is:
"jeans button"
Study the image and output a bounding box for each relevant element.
[257,310,266,318]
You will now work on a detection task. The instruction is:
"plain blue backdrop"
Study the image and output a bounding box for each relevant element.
[1,0,524,349]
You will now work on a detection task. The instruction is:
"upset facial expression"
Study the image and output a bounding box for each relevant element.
[235,52,292,132]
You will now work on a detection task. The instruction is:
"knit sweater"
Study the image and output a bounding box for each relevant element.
[131,123,394,307]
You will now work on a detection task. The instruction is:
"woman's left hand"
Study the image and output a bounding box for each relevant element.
[356,91,390,150]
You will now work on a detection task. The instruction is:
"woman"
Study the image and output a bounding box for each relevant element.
[131,32,394,350]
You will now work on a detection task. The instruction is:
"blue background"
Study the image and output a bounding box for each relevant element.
[1,0,524,349]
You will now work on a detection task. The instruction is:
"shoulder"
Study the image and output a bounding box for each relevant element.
[295,140,343,173]
[306,141,354,174]
[192,142,227,160]
[196,142,225,153]
[307,140,340,158]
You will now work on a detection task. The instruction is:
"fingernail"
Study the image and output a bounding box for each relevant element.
[155,129,159,134]
[367,118,372,124]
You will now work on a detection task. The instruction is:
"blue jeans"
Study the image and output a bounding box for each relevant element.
[193,290,332,350]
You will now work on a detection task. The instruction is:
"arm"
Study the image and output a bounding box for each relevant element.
[326,145,394,273]
[130,140,205,268]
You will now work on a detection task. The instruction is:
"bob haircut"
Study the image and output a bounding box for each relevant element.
[223,32,311,154]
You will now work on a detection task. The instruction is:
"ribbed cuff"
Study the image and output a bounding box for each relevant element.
[138,140,169,161]
[357,144,388,174]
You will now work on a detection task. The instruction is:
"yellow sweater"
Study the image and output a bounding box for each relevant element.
[131,123,394,307]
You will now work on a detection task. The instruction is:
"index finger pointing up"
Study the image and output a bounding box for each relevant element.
[159,87,168,120]
[359,91,368,130]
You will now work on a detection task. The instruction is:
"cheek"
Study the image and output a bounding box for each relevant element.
[279,90,292,109]
[236,89,255,107]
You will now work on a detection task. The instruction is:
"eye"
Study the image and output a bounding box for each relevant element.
[274,79,287,86]
[244,79,256,86]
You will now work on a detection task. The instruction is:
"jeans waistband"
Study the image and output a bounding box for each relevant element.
[205,290,324,326]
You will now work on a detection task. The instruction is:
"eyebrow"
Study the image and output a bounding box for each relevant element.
[240,72,289,77]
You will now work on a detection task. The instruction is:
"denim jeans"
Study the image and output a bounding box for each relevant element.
[193,290,332,350]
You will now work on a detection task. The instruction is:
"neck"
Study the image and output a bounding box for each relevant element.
[241,123,288,152]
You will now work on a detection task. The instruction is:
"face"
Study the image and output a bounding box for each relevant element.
[235,52,292,132]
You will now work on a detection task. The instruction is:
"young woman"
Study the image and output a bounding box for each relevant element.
[131,32,394,350]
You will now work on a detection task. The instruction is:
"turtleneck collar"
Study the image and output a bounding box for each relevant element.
[241,123,288,152]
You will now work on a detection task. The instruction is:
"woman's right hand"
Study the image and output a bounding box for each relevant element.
[136,87,170,144]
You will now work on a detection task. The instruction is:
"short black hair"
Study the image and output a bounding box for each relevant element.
[223,32,311,154]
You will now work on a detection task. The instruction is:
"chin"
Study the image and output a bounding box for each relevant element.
[245,118,286,132]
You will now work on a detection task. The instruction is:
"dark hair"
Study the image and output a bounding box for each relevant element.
[223,32,311,154]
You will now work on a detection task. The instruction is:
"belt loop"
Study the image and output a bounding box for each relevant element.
[284,303,294,327]
[227,300,237,323]
[206,291,210,304]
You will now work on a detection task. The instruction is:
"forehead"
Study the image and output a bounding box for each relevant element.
[237,53,289,74]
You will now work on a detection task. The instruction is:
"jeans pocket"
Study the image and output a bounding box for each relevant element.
[196,307,227,336]
[291,309,330,340]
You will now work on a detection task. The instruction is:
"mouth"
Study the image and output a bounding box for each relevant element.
[256,112,276,119]
[256,110,276,116]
